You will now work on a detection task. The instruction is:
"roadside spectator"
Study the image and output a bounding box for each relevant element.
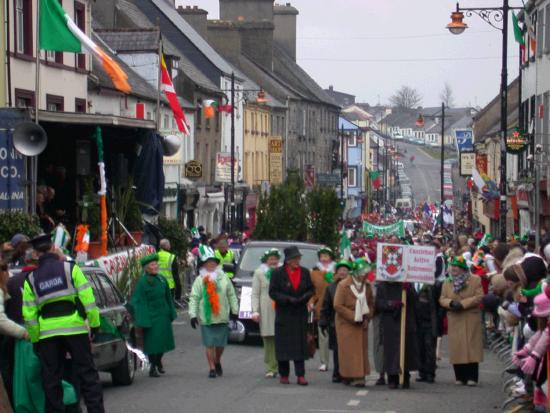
[269,246,314,386]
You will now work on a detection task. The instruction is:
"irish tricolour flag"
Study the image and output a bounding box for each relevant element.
[40,0,131,94]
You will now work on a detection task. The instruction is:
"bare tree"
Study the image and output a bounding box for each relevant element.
[440,82,455,108]
[389,86,423,109]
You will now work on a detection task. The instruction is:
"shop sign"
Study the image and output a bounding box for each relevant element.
[185,160,202,178]
[460,151,475,176]
[505,128,529,154]
[0,130,25,211]
[268,138,283,184]
[476,154,488,175]
[317,173,340,186]
[215,152,238,183]
[455,129,474,152]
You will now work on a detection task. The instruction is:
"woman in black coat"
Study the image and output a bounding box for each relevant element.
[269,246,314,386]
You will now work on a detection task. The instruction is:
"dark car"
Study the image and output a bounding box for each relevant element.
[84,267,137,386]
[228,240,321,341]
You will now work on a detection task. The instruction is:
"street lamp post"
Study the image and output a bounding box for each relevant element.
[447,1,522,241]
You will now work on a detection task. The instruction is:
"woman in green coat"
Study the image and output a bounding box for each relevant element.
[189,245,239,378]
[251,248,281,378]
[131,253,177,378]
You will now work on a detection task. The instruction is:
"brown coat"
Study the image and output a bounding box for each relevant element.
[439,275,484,364]
[334,276,374,379]
[310,270,329,321]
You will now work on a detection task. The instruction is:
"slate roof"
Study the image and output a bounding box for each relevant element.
[94,28,160,52]
[105,0,220,93]
[149,0,237,77]
[272,43,339,107]
[91,32,194,109]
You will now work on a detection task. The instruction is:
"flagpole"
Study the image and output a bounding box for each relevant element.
[156,29,162,131]
[31,0,41,215]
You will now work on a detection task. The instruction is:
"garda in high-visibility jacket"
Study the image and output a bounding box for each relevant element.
[22,256,100,343]
[215,249,235,279]
[158,249,176,289]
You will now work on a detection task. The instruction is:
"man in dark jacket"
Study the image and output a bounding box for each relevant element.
[415,282,441,383]
[269,246,314,386]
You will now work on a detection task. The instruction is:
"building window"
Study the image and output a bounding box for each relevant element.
[14,88,34,108]
[74,2,86,69]
[196,105,202,129]
[347,167,357,187]
[163,114,169,130]
[15,0,32,55]
[75,98,86,113]
[546,4,550,54]
[46,94,64,111]
[347,133,357,147]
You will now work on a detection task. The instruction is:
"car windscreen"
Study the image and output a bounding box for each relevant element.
[238,246,319,274]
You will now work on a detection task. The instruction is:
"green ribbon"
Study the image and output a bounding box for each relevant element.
[324,272,334,284]
[264,268,273,281]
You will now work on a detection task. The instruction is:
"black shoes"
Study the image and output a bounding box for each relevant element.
[416,375,434,383]
[332,376,342,383]
[375,376,386,386]
[215,362,223,376]
[208,370,217,378]
[157,361,166,374]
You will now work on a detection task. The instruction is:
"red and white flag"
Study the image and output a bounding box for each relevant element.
[160,54,190,135]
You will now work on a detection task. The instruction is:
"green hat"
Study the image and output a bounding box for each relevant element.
[335,259,352,271]
[450,255,469,271]
[261,248,281,263]
[318,246,335,259]
[198,245,219,264]
[353,258,373,275]
[140,253,159,267]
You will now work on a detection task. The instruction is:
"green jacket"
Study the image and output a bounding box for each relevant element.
[130,273,177,355]
[189,271,239,325]
[23,260,99,343]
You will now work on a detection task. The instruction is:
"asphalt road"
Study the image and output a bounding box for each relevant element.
[101,312,505,413]
[396,141,442,204]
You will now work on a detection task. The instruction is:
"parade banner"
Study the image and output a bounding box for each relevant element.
[376,243,435,284]
[363,221,405,238]
[84,244,155,280]
[238,286,253,319]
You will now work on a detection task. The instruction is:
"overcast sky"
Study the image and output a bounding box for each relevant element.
[177,0,523,108]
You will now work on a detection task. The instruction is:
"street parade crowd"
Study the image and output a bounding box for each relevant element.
[2,214,550,411]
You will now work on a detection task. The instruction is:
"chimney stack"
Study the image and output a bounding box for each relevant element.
[177,5,209,38]
[273,3,298,61]
[219,0,274,22]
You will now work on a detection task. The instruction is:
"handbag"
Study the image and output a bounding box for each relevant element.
[306,312,316,359]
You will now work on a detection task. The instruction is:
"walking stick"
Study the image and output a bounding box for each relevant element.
[399,287,407,386]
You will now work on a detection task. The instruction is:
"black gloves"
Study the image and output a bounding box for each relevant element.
[450,301,464,311]
[90,327,100,341]
[190,317,198,329]
[230,313,238,321]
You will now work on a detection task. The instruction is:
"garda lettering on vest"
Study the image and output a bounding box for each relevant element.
[36,275,68,297]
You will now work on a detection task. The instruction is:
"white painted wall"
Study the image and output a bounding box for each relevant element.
[220,75,244,181]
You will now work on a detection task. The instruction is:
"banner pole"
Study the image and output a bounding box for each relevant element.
[399,287,407,386]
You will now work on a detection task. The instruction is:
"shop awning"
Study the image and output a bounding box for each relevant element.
[37,110,156,129]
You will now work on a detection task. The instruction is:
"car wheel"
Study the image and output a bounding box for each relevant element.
[111,346,136,386]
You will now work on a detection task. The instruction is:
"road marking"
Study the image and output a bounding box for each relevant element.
[308,410,396,413]
[356,390,369,396]
[347,400,360,407]
[172,321,187,326]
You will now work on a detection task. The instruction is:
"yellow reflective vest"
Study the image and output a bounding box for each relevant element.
[158,250,176,289]
[23,259,99,343]
[215,249,235,279]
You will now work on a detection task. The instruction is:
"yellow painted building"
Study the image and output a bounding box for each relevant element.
[243,104,271,186]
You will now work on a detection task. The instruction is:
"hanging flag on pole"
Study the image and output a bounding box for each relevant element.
[202,100,218,119]
[512,12,526,62]
[523,10,537,55]
[160,54,190,135]
[340,229,352,259]
[39,0,131,93]
[370,170,382,189]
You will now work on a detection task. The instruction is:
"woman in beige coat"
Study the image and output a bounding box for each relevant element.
[334,260,374,387]
[251,249,280,378]
[439,256,484,386]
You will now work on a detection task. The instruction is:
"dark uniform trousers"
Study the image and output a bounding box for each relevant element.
[37,333,104,413]
[417,325,437,379]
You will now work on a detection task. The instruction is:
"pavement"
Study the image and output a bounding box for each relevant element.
[101,313,505,413]
[396,141,442,204]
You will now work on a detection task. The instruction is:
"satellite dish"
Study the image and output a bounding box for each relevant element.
[162,134,181,156]
[13,122,48,156]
